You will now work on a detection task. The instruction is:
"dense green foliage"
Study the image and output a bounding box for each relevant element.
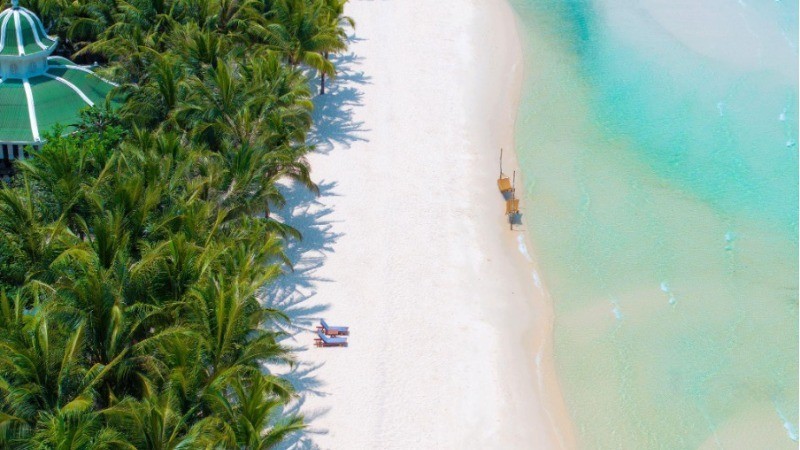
[0,0,352,447]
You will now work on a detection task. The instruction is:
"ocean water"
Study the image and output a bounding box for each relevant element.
[507,0,799,448]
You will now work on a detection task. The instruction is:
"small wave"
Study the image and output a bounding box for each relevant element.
[661,281,677,305]
[775,404,798,441]
[784,421,798,442]
[517,235,533,262]
[532,270,542,289]
[609,296,622,320]
[725,231,735,251]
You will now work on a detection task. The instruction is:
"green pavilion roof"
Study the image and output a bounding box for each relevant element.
[0,58,118,142]
[0,5,56,57]
[0,2,118,145]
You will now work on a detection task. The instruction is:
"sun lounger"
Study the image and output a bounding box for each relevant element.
[506,198,520,215]
[497,175,512,193]
[317,319,349,336]
[497,149,514,193]
[315,331,348,347]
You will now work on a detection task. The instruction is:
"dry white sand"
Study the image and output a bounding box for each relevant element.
[269,0,575,448]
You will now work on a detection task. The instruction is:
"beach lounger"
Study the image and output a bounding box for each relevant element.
[315,330,348,347]
[497,149,514,193]
[497,175,512,193]
[506,198,520,215]
[317,319,349,336]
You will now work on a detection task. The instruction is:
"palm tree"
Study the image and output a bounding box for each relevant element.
[318,0,354,95]
[103,390,222,449]
[0,180,73,283]
[266,0,344,95]
[116,54,184,129]
[214,375,304,449]
[15,132,97,237]
[0,295,130,446]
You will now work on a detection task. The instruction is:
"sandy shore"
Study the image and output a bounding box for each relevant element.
[270,0,574,448]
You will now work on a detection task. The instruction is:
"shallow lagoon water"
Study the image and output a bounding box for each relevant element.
[507,0,799,447]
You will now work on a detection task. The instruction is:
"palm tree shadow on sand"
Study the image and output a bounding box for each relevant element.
[266,36,370,449]
[275,361,332,450]
[309,35,371,154]
[262,180,342,450]
[261,180,342,339]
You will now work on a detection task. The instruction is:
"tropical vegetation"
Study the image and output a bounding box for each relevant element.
[0,0,352,447]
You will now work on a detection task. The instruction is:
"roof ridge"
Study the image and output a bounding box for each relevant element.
[44,73,95,106]
[18,10,47,51]
[13,10,23,55]
[0,11,12,53]
[20,7,56,41]
[61,64,120,87]
[22,78,39,141]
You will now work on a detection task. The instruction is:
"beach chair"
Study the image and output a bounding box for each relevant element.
[315,330,348,347]
[506,198,520,215]
[317,319,349,336]
[497,148,513,193]
[497,175,512,193]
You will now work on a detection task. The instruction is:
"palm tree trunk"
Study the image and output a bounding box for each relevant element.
[265,202,271,220]
[320,52,330,95]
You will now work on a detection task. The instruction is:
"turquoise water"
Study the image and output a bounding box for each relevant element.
[508,0,799,447]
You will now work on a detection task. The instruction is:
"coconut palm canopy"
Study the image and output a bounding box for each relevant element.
[0,0,354,447]
[0,1,115,145]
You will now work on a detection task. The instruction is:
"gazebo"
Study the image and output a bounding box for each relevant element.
[0,0,116,166]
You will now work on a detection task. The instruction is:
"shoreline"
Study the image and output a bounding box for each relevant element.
[472,1,576,447]
[273,0,574,447]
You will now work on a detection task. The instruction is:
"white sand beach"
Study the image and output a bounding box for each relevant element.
[270,0,575,448]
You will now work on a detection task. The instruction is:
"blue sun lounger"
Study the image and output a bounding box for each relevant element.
[315,330,348,347]
[317,319,349,336]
